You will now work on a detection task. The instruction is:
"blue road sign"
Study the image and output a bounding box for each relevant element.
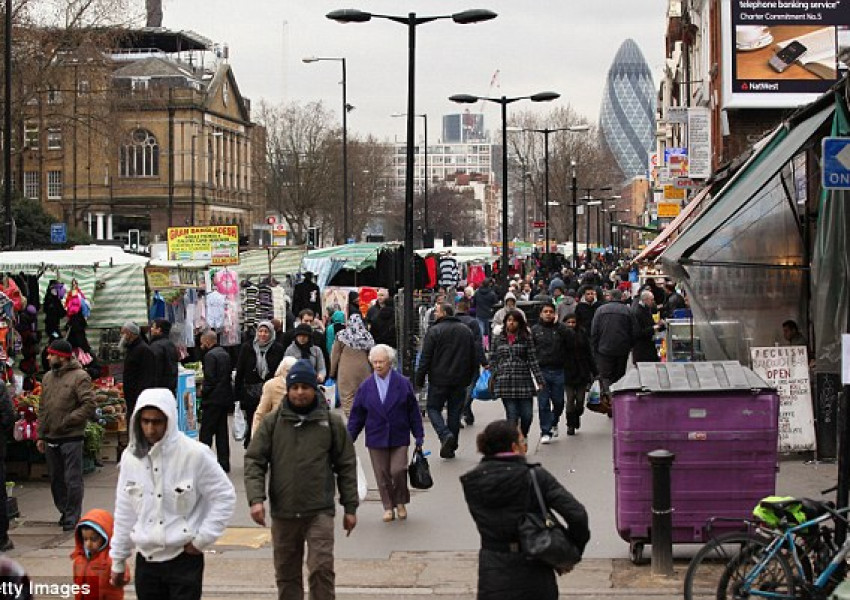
[347,238,355,244]
[50,223,67,244]
[822,137,850,190]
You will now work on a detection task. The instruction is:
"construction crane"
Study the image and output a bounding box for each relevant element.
[478,69,500,114]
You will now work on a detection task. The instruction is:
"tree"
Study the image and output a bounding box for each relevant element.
[256,100,392,245]
[11,196,91,249]
[423,185,480,245]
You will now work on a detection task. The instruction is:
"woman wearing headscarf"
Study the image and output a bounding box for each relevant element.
[252,356,298,434]
[489,309,544,437]
[234,320,284,449]
[330,314,374,417]
[326,310,346,358]
[283,323,327,382]
[461,420,590,600]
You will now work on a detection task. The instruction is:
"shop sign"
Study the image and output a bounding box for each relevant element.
[167,226,239,265]
[663,185,686,201]
[657,202,682,218]
[751,346,816,452]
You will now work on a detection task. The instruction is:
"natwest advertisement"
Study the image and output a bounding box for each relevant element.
[723,0,850,108]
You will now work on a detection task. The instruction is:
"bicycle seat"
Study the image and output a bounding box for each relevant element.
[759,497,802,511]
[801,498,832,519]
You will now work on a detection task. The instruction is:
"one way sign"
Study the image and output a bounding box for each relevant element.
[822,137,850,190]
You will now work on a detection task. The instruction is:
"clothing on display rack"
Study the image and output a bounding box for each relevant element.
[438,255,460,288]
[206,290,226,329]
[149,291,166,321]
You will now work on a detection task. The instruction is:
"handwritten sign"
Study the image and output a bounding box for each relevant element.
[751,346,816,453]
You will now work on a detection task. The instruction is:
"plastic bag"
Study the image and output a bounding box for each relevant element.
[587,380,601,406]
[232,402,246,441]
[356,456,368,502]
[408,448,433,490]
[472,369,493,400]
[320,378,337,408]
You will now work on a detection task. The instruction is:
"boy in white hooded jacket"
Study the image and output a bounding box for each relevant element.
[109,388,235,600]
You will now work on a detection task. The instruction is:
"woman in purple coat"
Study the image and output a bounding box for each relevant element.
[347,343,425,523]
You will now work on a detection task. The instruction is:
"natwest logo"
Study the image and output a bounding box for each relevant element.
[741,81,779,92]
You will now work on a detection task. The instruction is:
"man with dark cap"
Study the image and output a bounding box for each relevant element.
[292,272,322,317]
[120,321,156,416]
[36,339,97,530]
[245,359,358,600]
[149,318,178,394]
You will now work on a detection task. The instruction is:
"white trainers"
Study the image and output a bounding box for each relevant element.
[540,434,552,445]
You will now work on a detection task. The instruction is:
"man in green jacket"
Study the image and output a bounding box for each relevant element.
[36,339,96,531]
[245,359,358,600]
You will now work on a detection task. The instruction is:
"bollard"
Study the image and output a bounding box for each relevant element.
[648,449,675,576]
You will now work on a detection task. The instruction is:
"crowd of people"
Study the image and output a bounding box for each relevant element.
[4,259,702,600]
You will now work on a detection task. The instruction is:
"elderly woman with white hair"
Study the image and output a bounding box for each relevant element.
[347,344,425,523]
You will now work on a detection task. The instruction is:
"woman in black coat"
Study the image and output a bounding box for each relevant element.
[234,321,284,449]
[461,420,590,600]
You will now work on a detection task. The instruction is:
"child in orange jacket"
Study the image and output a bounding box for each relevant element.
[70,509,129,600]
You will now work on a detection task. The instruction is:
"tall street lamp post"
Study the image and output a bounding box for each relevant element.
[571,161,578,269]
[4,0,12,247]
[450,92,560,292]
[328,8,496,377]
[391,112,429,241]
[507,125,588,254]
[303,56,350,243]
[580,185,611,265]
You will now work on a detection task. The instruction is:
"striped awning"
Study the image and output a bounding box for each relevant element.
[237,247,307,279]
[305,243,397,271]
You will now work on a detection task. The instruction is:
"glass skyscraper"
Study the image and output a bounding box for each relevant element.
[599,39,656,180]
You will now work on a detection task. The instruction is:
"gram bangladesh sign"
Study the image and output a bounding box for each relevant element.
[167,226,239,265]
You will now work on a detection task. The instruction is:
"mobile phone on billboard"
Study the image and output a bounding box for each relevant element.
[768,41,807,73]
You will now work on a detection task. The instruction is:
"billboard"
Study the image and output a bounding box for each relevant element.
[167,226,239,265]
[722,0,850,109]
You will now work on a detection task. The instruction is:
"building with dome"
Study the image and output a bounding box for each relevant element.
[599,39,656,180]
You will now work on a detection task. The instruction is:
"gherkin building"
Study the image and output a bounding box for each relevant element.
[599,39,656,180]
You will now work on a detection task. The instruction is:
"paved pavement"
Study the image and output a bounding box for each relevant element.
[6,399,839,598]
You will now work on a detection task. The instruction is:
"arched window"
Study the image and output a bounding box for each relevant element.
[119,129,159,177]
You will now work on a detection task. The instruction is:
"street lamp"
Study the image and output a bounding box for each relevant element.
[608,208,630,261]
[580,186,612,266]
[391,112,429,241]
[328,7,497,377]
[303,55,351,243]
[450,91,560,292]
[507,125,589,254]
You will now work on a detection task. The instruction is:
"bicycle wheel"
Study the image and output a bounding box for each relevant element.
[716,543,796,600]
[683,531,770,600]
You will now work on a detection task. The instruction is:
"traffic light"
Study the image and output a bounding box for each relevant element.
[307,226,319,248]
[442,232,452,247]
[128,229,140,252]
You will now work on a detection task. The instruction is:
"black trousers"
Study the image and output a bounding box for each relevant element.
[0,458,8,542]
[198,403,230,472]
[595,353,629,397]
[44,440,84,529]
[136,551,204,600]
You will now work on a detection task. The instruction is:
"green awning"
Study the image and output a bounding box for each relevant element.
[238,247,307,279]
[661,103,833,268]
[305,243,397,271]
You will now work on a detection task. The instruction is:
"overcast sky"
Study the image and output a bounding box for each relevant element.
[160,0,668,141]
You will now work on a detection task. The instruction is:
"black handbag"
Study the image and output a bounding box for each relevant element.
[408,448,433,490]
[518,467,582,569]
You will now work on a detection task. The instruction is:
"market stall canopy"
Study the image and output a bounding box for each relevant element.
[238,247,306,279]
[305,243,397,272]
[0,247,150,329]
[660,103,833,273]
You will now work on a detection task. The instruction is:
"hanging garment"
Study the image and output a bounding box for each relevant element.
[149,291,166,321]
[438,256,460,288]
[257,283,274,322]
[206,290,226,329]
[243,283,259,331]
[271,286,288,321]
[184,290,197,348]
[424,256,438,290]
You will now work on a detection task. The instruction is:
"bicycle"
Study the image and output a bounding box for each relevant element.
[683,517,771,600]
[716,497,850,600]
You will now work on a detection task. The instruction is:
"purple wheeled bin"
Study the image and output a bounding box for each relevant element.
[611,361,779,564]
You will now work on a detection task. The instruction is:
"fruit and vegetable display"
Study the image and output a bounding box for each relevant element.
[93,379,127,431]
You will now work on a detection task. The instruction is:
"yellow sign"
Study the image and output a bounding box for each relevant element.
[167,226,239,265]
[657,202,682,218]
[145,267,174,289]
[663,185,685,201]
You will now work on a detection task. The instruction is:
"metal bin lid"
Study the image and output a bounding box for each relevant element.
[611,361,772,393]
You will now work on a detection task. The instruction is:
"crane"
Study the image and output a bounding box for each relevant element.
[478,69,500,114]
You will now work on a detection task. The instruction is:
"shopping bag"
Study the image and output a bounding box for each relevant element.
[232,402,246,442]
[408,448,433,490]
[320,378,337,408]
[356,456,368,502]
[586,380,601,406]
[472,369,493,400]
